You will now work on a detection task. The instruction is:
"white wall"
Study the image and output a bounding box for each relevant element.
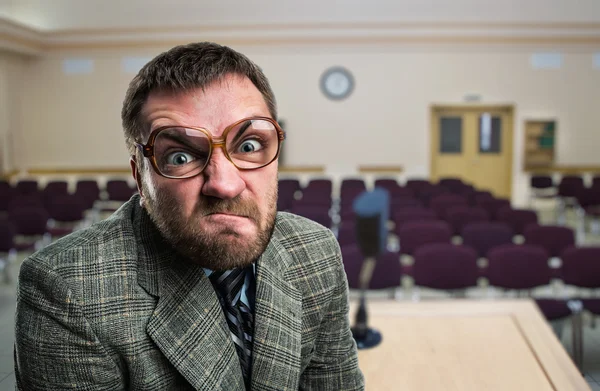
[10,43,600,205]
[0,52,25,173]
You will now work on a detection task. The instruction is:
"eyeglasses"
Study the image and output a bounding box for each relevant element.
[135,116,285,179]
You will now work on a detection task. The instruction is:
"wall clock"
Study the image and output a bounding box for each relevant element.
[320,66,354,101]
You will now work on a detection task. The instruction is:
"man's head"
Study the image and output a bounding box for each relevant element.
[122,42,282,271]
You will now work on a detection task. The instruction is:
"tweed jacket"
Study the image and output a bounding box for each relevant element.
[15,196,364,390]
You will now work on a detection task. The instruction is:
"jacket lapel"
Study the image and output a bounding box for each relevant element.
[146,261,245,390]
[134,205,245,390]
[251,231,303,391]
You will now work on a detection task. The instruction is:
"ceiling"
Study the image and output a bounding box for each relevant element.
[1,0,599,31]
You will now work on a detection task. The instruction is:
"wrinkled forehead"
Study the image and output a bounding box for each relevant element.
[139,75,269,140]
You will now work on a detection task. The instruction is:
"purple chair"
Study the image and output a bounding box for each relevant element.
[47,194,87,237]
[278,179,301,211]
[0,185,13,213]
[106,180,136,202]
[471,191,495,206]
[560,246,600,369]
[290,205,331,228]
[576,187,600,232]
[295,179,332,207]
[42,181,69,209]
[593,176,600,188]
[413,243,479,291]
[340,178,366,194]
[390,197,423,215]
[341,244,363,289]
[405,179,431,194]
[416,184,449,207]
[369,251,402,290]
[485,244,552,290]
[496,207,538,235]
[339,187,365,211]
[445,206,489,235]
[74,180,101,210]
[461,222,514,258]
[392,208,438,234]
[398,221,452,256]
[530,175,556,205]
[438,178,464,193]
[7,194,43,213]
[476,198,511,220]
[523,224,575,258]
[429,194,468,219]
[374,178,400,194]
[15,180,39,195]
[557,176,585,223]
[336,223,356,247]
[557,175,585,200]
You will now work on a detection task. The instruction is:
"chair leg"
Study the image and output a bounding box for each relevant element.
[568,300,584,372]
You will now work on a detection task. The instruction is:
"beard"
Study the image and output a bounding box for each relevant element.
[141,178,278,271]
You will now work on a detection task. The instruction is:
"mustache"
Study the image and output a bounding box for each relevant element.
[198,197,260,219]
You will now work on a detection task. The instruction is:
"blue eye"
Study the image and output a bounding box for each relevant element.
[237,139,263,153]
[166,151,195,166]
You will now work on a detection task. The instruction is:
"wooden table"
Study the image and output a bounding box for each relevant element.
[352,300,590,391]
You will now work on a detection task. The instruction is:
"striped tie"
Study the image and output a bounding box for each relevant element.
[209,268,254,389]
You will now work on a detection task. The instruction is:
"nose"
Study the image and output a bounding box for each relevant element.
[201,147,246,199]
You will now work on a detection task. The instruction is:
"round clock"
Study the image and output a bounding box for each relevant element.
[320,66,354,101]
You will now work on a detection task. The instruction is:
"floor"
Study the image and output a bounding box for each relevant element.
[1,201,600,390]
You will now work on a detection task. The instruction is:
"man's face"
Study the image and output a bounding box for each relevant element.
[131,74,279,271]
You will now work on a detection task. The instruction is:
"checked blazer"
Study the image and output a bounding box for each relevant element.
[15,195,364,390]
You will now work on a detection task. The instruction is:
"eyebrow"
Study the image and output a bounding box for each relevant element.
[159,130,207,151]
[229,120,253,146]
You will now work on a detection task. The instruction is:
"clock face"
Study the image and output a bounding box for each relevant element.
[320,67,354,100]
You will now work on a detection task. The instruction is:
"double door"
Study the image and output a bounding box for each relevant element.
[430,105,514,198]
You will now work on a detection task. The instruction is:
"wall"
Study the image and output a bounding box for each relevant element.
[15,43,600,204]
[0,51,25,174]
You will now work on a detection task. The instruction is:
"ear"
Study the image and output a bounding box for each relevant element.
[130,156,145,206]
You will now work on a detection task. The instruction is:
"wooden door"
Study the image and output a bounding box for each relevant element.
[430,105,514,198]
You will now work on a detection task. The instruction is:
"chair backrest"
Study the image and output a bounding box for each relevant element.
[15,180,39,195]
[429,194,468,219]
[75,180,101,209]
[374,178,399,193]
[392,208,438,233]
[340,244,363,289]
[289,205,331,228]
[486,244,551,290]
[340,178,366,194]
[438,178,464,192]
[106,180,136,202]
[476,198,511,220]
[48,194,86,222]
[576,187,600,209]
[398,221,452,255]
[496,207,538,235]
[530,175,554,189]
[561,246,600,288]
[43,181,70,208]
[413,243,478,290]
[445,206,489,235]
[369,251,402,290]
[557,175,585,198]
[336,223,356,247]
[0,219,16,252]
[461,222,514,257]
[523,224,575,258]
[8,208,49,236]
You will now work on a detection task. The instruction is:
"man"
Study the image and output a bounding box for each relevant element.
[15,42,364,390]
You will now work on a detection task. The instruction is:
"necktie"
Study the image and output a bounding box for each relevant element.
[209,268,254,389]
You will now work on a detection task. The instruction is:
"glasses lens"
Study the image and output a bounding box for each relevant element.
[225,119,280,169]
[153,127,210,178]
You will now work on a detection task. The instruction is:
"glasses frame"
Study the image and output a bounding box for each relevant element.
[135,116,286,179]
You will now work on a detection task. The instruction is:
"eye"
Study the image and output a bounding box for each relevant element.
[237,139,263,153]
[165,151,195,166]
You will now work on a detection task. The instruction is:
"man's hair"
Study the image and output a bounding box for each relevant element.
[121,42,277,155]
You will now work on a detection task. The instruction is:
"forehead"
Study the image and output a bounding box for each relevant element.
[141,75,270,137]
